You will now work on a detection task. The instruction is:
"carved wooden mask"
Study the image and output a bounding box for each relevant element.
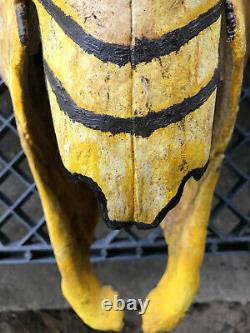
[0,0,247,332]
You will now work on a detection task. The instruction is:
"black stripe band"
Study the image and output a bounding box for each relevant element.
[132,1,222,66]
[39,0,222,67]
[44,60,219,138]
[38,0,130,66]
[68,161,209,229]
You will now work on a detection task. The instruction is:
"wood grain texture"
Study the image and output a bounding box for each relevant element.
[132,0,219,39]
[65,0,132,45]
[0,1,123,331]
[41,0,132,45]
[143,1,246,332]
[32,0,222,225]
[0,1,246,332]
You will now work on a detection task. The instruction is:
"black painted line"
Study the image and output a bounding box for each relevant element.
[38,0,130,66]
[38,0,222,67]
[132,1,222,66]
[67,161,209,229]
[44,59,219,138]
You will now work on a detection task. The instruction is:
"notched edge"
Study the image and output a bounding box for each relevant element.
[64,162,209,230]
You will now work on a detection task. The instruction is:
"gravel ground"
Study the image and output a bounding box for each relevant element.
[0,302,249,333]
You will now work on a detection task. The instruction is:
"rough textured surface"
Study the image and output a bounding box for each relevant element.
[0,302,250,333]
[0,1,247,333]
[0,1,123,331]
[142,1,246,330]
[35,0,221,225]
[0,255,250,312]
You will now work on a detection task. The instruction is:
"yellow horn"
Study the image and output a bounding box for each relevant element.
[0,1,123,331]
[143,1,246,331]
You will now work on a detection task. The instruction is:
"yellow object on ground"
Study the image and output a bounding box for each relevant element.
[0,1,123,331]
[143,0,246,331]
[0,0,247,332]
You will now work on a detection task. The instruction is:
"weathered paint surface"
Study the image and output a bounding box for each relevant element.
[33,0,221,226]
[143,0,247,331]
[0,1,247,333]
[0,1,123,331]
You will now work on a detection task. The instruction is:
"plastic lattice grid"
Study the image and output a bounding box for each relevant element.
[0,65,249,264]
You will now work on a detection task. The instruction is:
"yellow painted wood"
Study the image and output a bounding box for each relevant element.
[64,0,132,45]
[35,1,132,118]
[132,5,221,223]
[133,21,220,116]
[34,0,222,225]
[143,155,223,333]
[142,1,247,331]
[47,81,135,222]
[133,93,216,223]
[0,1,123,331]
[132,0,219,40]
[0,1,247,332]
[33,0,135,223]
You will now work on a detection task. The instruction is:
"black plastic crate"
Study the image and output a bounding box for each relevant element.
[0,65,249,264]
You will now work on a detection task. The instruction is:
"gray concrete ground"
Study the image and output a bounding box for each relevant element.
[0,255,250,312]
[0,302,250,333]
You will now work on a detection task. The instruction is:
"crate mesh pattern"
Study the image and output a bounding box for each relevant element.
[0,66,249,264]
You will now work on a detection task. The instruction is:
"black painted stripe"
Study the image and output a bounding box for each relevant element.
[44,59,219,137]
[38,0,130,66]
[132,1,222,66]
[38,0,222,67]
[67,161,209,229]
